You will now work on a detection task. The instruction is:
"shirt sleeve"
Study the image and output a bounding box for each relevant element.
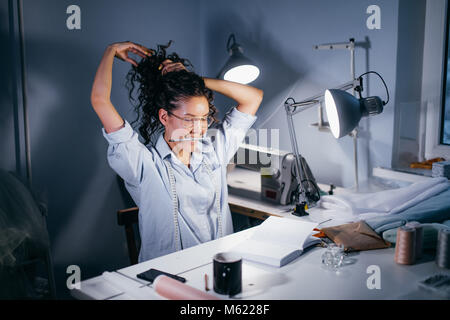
[102,120,152,187]
[212,106,257,165]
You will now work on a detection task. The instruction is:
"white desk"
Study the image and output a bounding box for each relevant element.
[71,212,449,300]
[71,168,449,300]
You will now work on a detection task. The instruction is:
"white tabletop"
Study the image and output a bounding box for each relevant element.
[71,168,449,300]
[71,220,449,300]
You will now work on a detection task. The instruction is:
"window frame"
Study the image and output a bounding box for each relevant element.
[422,0,450,159]
[440,1,450,145]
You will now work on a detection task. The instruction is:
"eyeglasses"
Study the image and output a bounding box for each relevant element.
[167,110,214,128]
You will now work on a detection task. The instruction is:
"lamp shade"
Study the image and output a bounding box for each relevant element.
[324,89,362,138]
[217,35,260,84]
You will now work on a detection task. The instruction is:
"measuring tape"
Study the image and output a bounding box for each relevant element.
[164,157,223,251]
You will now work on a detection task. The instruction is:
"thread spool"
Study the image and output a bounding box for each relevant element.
[395,226,416,265]
[405,221,423,260]
[436,229,450,269]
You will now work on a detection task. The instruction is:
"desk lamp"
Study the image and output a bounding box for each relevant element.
[217,34,260,84]
[285,71,389,216]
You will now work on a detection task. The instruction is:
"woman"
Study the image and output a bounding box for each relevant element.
[91,41,263,262]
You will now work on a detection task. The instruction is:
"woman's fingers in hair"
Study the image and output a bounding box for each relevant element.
[129,47,147,59]
[138,45,155,56]
[161,62,186,75]
[170,62,187,72]
[170,63,185,72]
[159,59,172,70]
[161,65,174,75]
[129,42,153,57]
[125,57,138,67]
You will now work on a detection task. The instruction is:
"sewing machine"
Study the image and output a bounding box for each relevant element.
[228,144,324,206]
[260,153,298,205]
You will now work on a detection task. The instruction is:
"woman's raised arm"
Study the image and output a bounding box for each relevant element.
[201,77,263,116]
[90,42,152,133]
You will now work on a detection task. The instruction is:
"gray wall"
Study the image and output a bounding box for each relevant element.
[1,0,429,299]
[202,0,400,188]
[4,0,205,298]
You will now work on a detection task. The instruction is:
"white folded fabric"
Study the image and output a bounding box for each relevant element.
[318,177,450,221]
[102,271,160,300]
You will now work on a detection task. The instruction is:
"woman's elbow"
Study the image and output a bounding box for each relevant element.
[90,93,108,110]
[255,88,264,106]
[258,89,264,102]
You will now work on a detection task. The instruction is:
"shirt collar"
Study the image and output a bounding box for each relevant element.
[155,131,217,169]
[155,132,173,160]
[192,135,218,169]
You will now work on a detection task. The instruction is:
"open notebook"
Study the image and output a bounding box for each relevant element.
[231,216,319,267]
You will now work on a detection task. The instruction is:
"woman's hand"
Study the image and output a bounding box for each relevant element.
[160,59,188,75]
[109,41,154,67]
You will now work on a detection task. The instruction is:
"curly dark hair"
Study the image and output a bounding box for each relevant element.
[126,40,218,146]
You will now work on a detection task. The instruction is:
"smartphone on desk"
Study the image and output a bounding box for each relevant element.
[136,268,186,284]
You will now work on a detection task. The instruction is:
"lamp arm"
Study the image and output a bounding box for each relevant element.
[283,77,363,212]
[280,38,357,209]
[284,102,308,204]
[286,79,360,116]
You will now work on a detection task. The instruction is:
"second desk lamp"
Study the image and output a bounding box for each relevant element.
[285,71,389,216]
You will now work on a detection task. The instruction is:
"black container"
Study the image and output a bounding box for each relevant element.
[213,252,242,296]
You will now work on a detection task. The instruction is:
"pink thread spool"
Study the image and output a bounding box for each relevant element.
[395,226,416,265]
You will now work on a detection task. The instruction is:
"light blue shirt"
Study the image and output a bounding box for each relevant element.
[102,106,257,262]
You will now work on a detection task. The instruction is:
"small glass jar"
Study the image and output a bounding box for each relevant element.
[321,243,345,271]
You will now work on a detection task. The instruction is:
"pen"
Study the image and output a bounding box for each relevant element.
[318,218,332,225]
[204,274,209,291]
[169,137,206,142]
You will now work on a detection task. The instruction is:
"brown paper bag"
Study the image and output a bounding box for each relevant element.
[321,220,391,252]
